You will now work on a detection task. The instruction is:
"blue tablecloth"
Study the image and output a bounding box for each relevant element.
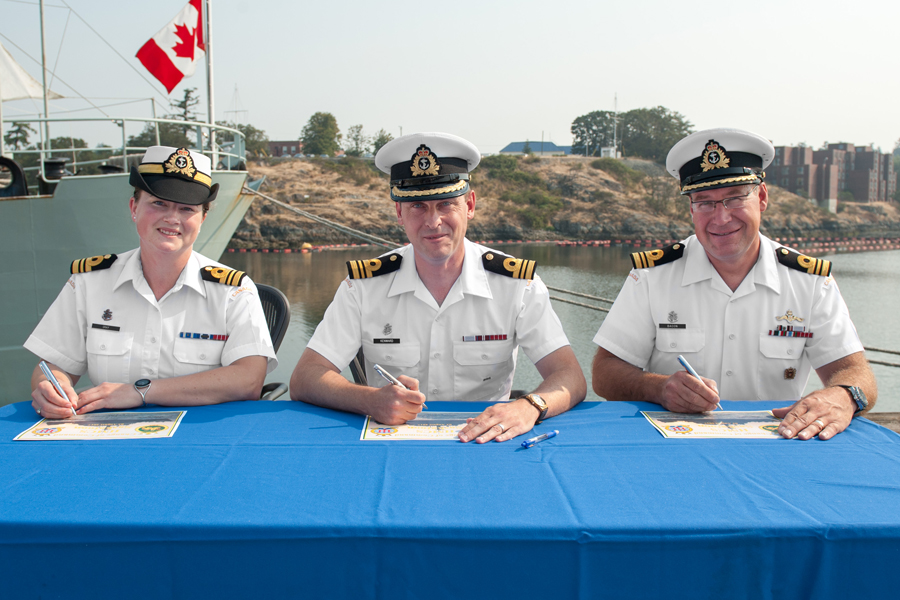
[1,399,899,599]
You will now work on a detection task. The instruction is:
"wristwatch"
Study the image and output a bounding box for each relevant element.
[134,379,152,407]
[520,393,548,424]
[835,385,867,416]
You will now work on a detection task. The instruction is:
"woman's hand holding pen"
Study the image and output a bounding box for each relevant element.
[660,370,720,413]
[31,366,79,419]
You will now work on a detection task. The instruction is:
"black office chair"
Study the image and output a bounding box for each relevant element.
[256,283,291,400]
[349,347,367,386]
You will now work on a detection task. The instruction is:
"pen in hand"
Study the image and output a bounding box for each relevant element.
[676,355,722,411]
[39,360,78,417]
[373,364,427,410]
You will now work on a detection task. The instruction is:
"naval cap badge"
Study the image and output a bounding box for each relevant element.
[700,139,731,172]
[164,148,197,178]
[410,144,440,177]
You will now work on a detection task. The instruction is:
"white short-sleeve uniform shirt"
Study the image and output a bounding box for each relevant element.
[25,248,277,385]
[307,239,570,402]
[593,235,863,401]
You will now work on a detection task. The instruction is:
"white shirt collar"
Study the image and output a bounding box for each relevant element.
[388,238,493,302]
[113,249,206,299]
[681,233,781,295]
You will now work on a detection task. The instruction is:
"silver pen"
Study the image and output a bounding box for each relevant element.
[39,360,78,417]
[373,364,427,409]
[677,355,723,411]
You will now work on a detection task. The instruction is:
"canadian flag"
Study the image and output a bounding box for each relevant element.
[136,0,205,94]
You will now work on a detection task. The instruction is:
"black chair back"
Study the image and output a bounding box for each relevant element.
[349,347,367,386]
[256,284,290,352]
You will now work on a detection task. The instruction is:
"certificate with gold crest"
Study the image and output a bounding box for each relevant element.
[361,412,480,441]
[14,411,186,441]
[642,411,783,439]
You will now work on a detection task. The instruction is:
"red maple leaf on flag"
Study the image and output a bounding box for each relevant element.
[171,22,196,60]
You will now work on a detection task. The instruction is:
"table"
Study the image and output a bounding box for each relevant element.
[2,400,900,599]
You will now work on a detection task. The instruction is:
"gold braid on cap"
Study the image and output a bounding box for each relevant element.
[392,180,467,198]
[681,173,762,193]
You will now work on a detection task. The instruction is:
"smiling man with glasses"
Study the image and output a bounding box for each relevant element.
[591,128,876,441]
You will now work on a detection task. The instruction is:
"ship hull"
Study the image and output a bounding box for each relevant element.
[0,170,253,405]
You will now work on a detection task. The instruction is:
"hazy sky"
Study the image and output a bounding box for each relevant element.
[2,0,898,155]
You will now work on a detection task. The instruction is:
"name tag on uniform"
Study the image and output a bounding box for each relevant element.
[92,323,120,331]
[659,324,686,329]
[373,338,400,344]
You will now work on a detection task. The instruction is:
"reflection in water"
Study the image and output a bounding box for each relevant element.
[227,245,900,411]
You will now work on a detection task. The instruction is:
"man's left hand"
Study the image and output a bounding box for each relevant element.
[773,387,855,441]
[458,398,539,444]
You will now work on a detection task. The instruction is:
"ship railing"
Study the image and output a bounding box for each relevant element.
[2,116,246,190]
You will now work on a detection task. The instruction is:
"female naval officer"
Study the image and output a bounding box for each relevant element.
[25,146,277,418]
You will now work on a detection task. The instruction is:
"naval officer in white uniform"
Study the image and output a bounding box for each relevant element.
[592,128,876,440]
[290,132,585,443]
[26,146,276,418]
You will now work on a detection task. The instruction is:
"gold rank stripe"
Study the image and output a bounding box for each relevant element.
[138,163,213,187]
[349,260,378,279]
[521,259,536,280]
[798,255,831,276]
[225,269,245,285]
[631,249,665,269]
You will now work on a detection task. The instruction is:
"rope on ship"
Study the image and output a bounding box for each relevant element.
[242,190,899,368]
[244,186,403,250]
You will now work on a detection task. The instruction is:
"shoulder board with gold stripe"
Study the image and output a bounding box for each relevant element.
[201,265,247,286]
[482,252,537,280]
[776,247,831,277]
[630,243,684,270]
[71,254,118,274]
[346,252,403,280]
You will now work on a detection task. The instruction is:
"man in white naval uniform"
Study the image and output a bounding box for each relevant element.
[291,132,586,443]
[592,128,876,441]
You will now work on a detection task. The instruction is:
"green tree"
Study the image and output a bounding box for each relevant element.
[301,112,341,157]
[522,139,533,155]
[3,121,36,151]
[619,106,693,163]
[127,121,192,149]
[215,121,269,156]
[344,124,369,157]
[371,129,393,155]
[570,110,617,156]
[171,87,201,134]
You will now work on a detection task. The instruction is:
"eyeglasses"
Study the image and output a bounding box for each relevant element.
[689,185,759,213]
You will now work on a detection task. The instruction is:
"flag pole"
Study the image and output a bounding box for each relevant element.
[203,0,217,168]
[39,0,51,161]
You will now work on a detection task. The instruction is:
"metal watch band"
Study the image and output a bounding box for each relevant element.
[521,393,548,424]
[834,384,867,416]
[134,379,151,407]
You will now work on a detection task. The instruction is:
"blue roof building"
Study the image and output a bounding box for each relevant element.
[499,141,572,155]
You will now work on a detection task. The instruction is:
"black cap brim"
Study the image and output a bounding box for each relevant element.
[130,166,218,205]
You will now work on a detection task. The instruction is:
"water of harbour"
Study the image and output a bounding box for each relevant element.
[228,245,900,412]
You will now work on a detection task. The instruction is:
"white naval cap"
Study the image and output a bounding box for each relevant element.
[666,128,775,195]
[375,132,481,202]
[130,146,218,205]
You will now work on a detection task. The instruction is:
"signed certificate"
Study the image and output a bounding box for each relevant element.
[14,411,186,441]
[361,412,480,441]
[642,410,783,439]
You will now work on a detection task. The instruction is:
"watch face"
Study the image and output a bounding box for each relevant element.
[135,379,151,388]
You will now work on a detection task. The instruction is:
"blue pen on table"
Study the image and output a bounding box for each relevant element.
[373,363,427,410]
[39,360,78,417]
[676,355,723,411]
[521,430,559,449]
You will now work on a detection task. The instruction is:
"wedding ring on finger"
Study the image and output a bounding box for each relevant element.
[36,408,41,415]
[814,419,826,429]
[495,423,506,433]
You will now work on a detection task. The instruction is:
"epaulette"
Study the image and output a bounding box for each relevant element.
[630,243,684,269]
[71,254,117,274]
[776,247,831,277]
[482,251,537,280]
[347,252,403,279]
[201,265,247,286]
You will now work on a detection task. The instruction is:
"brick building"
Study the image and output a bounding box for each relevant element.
[768,142,896,207]
[268,140,302,157]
